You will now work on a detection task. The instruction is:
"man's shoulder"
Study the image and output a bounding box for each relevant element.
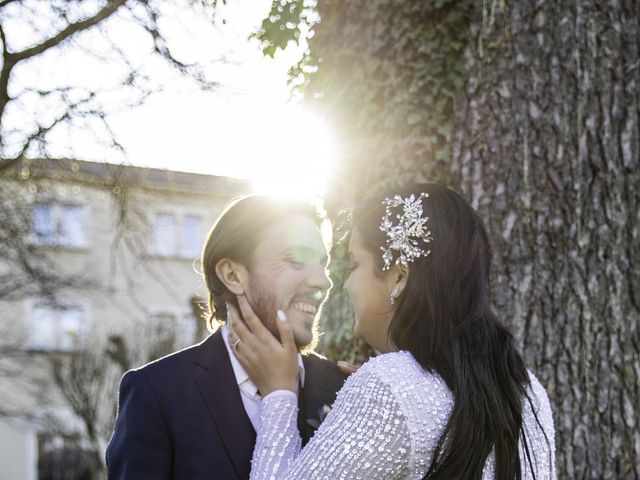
[303,351,348,383]
[129,335,212,380]
[302,350,331,366]
[302,350,332,369]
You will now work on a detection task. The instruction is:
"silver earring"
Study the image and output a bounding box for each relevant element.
[390,286,400,305]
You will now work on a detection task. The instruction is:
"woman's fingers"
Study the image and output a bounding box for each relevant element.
[227,303,247,336]
[337,361,361,375]
[227,309,256,363]
[227,302,256,348]
[227,302,299,395]
[276,310,296,351]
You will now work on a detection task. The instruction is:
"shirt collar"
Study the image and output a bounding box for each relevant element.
[221,324,306,396]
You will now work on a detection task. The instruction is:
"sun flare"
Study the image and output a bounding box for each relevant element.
[246,105,337,200]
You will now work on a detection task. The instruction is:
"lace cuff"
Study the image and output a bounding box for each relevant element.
[262,390,297,403]
[250,391,301,480]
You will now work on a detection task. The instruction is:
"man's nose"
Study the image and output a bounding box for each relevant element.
[307,262,332,293]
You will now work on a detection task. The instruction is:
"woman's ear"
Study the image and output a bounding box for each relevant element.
[389,263,409,296]
[215,258,249,295]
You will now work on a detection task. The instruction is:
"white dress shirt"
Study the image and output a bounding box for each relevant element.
[221,324,305,432]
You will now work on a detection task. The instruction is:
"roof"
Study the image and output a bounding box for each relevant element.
[8,158,251,197]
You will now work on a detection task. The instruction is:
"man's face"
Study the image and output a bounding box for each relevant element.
[244,215,331,349]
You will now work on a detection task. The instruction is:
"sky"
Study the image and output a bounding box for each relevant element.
[108,0,337,198]
[7,0,336,199]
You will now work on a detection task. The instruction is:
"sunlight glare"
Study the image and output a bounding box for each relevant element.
[249,106,337,201]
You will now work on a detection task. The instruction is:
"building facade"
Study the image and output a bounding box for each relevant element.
[0,159,249,479]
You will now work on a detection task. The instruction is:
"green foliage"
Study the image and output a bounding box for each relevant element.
[258,0,473,199]
[255,0,474,362]
[252,0,319,58]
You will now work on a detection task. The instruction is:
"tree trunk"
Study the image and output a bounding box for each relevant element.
[451,1,640,478]
[310,0,474,362]
[305,0,473,211]
[300,0,639,475]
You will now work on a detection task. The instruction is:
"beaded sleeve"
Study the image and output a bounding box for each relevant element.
[249,351,556,480]
[250,360,414,480]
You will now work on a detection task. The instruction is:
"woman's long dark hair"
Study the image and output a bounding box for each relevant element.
[352,183,537,479]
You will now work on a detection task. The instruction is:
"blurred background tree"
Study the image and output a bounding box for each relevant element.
[0,0,220,305]
[255,0,639,478]
[0,4,223,477]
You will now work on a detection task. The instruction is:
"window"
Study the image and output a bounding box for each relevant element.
[181,215,202,258]
[152,312,197,345]
[29,303,86,352]
[152,213,177,257]
[31,203,87,249]
[179,312,199,346]
[151,212,202,259]
[59,205,85,248]
[32,203,55,246]
[146,311,198,360]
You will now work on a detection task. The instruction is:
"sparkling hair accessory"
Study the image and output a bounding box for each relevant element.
[379,192,433,270]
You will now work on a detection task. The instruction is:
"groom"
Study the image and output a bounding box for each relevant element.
[106,196,347,480]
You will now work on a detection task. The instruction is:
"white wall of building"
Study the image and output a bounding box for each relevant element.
[0,419,37,480]
[0,160,248,479]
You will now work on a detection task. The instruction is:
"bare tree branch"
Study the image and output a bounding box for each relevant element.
[0,1,128,126]
[1,0,222,165]
[0,20,6,54]
[0,6,227,475]
[0,22,10,128]
[0,91,97,171]
[132,0,219,89]
[11,0,127,64]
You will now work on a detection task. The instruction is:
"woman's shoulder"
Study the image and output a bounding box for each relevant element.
[348,351,417,386]
[350,351,453,407]
[362,350,441,380]
[331,352,420,411]
[349,351,453,475]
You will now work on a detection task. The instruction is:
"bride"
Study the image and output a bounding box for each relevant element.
[227,183,556,479]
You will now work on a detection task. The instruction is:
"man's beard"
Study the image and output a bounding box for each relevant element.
[246,274,314,350]
[246,274,278,338]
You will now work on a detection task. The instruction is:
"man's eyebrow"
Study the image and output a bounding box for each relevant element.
[285,245,328,264]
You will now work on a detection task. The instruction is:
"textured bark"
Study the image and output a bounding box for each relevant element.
[305,0,473,361]
[282,0,639,475]
[451,1,640,478]
[302,0,472,212]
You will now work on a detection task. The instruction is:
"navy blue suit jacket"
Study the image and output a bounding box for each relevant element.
[105,330,346,480]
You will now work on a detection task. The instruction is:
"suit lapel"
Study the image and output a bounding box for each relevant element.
[193,331,255,480]
[299,356,334,445]
[297,380,309,445]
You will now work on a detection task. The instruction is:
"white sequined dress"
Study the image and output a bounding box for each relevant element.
[250,350,556,480]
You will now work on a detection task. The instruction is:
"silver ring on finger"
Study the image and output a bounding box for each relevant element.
[232,338,241,351]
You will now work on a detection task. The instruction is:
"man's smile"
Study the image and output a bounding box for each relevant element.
[292,301,318,315]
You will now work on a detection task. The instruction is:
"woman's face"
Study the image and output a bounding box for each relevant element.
[344,227,397,353]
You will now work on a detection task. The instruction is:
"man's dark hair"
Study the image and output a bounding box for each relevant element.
[201,195,320,331]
